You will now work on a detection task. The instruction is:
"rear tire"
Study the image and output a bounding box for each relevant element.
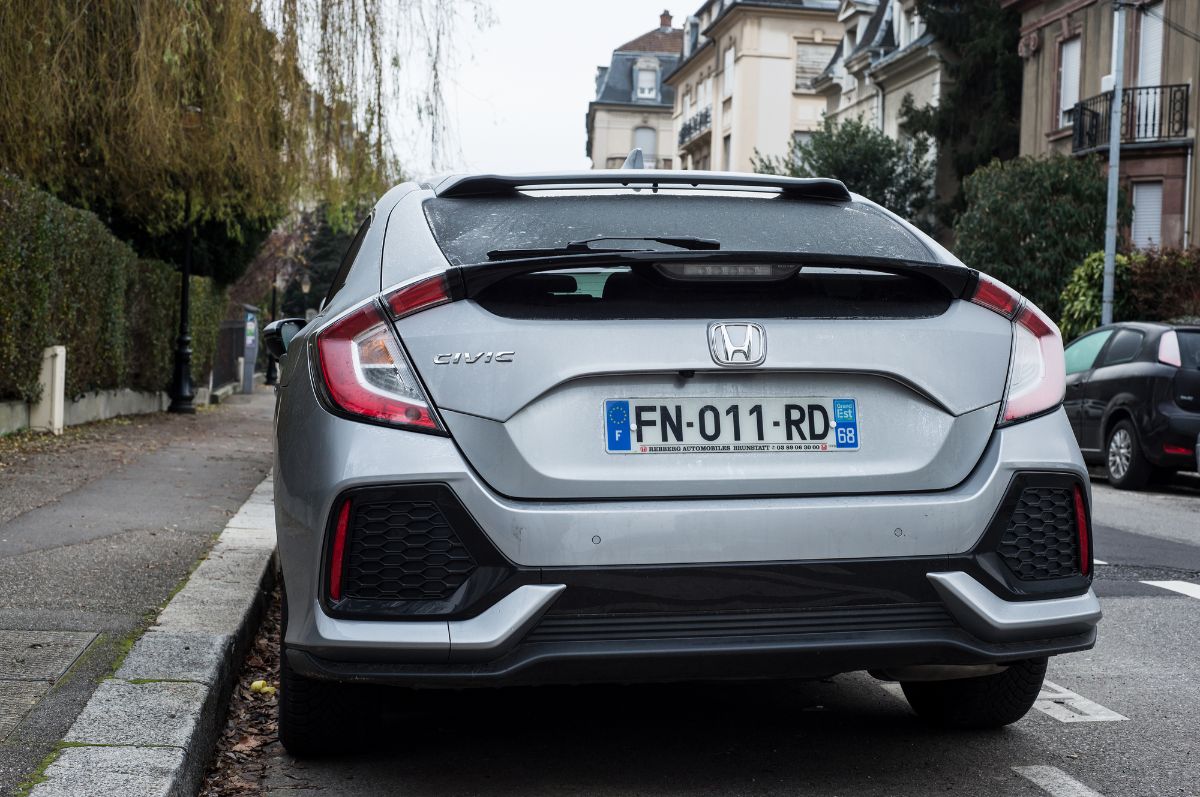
[1105,419,1151,490]
[901,658,1047,729]
[278,590,354,758]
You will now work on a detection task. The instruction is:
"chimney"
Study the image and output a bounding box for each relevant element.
[660,9,673,29]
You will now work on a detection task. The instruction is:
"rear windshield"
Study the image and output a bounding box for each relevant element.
[1179,331,1200,369]
[423,193,934,265]
[474,265,952,320]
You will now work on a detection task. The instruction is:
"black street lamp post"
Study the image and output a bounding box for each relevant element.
[168,188,196,413]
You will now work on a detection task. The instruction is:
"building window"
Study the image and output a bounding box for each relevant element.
[634,126,657,168]
[1137,2,1163,86]
[1057,37,1081,128]
[722,45,735,99]
[1131,181,1163,248]
[722,133,732,171]
[636,68,657,100]
[791,131,812,169]
[795,42,834,90]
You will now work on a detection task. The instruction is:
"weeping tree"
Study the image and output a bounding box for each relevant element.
[0,0,484,282]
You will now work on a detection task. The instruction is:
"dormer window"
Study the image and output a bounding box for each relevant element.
[637,67,658,100]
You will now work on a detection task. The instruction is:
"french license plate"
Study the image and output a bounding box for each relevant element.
[604,397,859,454]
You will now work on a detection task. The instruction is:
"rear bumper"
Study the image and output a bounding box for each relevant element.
[289,626,1098,688]
[291,573,1100,685]
[276,388,1095,685]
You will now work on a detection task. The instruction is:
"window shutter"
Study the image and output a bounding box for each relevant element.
[1131,181,1163,248]
[795,43,834,90]
[1058,38,1081,127]
[1138,4,1163,86]
[722,46,735,99]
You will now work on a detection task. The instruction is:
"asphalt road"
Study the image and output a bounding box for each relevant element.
[249,472,1200,797]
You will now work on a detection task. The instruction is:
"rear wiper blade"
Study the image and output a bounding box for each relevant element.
[486,235,720,261]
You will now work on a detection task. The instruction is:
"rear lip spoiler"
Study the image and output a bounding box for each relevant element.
[442,251,979,299]
[433,170,852,202]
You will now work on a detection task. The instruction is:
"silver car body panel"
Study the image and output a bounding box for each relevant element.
[310,584,565,662]
[927,572,1102,642]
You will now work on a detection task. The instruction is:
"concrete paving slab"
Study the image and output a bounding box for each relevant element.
[0,681,49,740]
[0,630,96,680]
[154,571,266,636]
[116,630,233,687]
[30,745,184,797]
[190,547,275,586]
[65,679,209,748]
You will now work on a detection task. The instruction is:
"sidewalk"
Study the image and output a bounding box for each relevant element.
[0,393,274,796]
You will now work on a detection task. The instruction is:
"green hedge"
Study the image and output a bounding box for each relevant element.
[1059,248,1200,341]
[0,173,225,401]
[954,155,1117,320]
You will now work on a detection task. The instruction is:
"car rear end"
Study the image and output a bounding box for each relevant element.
[271,172,1100,752]
[1152,327,1200,471]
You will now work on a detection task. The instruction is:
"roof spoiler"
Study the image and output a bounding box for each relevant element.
[433,170,852,202]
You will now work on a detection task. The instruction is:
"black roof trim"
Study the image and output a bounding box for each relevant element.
[433,170,852,201]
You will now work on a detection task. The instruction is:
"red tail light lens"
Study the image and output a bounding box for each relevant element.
[316,300,444,432]
[1001,301,1066,424]
[328,499,352,601]
[969,273,1020,319]
[385,274,452,320]
[1164,443,1193,456]
[1073,484,1090,576]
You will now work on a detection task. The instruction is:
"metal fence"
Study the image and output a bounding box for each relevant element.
[1072,84,1189,153]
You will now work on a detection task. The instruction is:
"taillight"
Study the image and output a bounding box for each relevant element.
[384,273,452,319]
[315,298,444,432]
[969,273,1020,319]
[1164,443,1192,456]
[1158,330,1182,367]
[969,274,1066,425]
[1073,484,1090,576]
[1001,301,1066,424]
[328,499,351,601]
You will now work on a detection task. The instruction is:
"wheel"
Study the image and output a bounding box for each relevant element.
[1105,419,1151,490]
[900,658,1047,729]
[278,590,355,758]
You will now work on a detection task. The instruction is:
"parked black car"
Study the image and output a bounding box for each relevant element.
[1064,322,1200,488]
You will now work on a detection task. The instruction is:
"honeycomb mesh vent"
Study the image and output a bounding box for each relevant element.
[342,499,476,600]
[998,487,1080,581]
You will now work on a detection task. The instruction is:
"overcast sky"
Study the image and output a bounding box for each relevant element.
[392,0,680,178]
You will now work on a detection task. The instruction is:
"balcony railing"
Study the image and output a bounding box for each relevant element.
[678,106,712,147]
[1072,84,1189,153]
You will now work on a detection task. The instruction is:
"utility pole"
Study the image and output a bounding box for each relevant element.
[1101,2,1127,326]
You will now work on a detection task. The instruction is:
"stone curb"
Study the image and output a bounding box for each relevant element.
[30,476,276,797]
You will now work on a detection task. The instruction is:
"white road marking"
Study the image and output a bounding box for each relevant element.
[1142,580,1200,599]
[1092,559,1107,565]
[1014,766,1105,797]
[1034,680,1127,723]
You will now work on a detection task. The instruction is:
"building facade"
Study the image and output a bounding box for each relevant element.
[1005,0,1198,248]
[665,0,841,172]
[815,0,955,201]
[586,11,683,169]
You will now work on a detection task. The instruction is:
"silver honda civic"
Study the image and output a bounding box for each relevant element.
[265,170,1100,756]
